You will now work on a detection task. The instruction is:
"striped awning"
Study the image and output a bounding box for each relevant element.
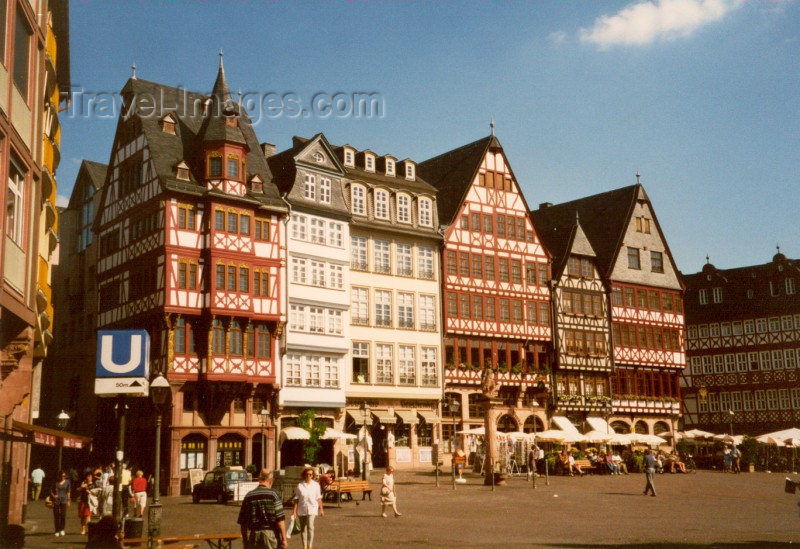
[417,410,440,424]
[346,412,373,426]
[371,409,396,424]
[280,426,311,441]
[395,410,419,425]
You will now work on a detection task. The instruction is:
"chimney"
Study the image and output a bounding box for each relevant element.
[261,142,276,158]
[539,202,553,209]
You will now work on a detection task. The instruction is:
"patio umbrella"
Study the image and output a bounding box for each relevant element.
[457,426,485,436]
[533,430,568,443]
[784,438,800,448]
[582,430,613,443]
[756,436,785,447]
[758,427,800,441]
[320,428,357,440]
[683,429,716,439]
[607,433,633,445]
[714,434,744,445]
[503,431,532,441]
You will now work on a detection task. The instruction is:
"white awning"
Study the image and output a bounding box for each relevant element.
[395,410,419,425]
[586,416,613,434]
[371,409,396,424]
[551,415,582,435]
[280,426,310,441]
[320,428,357,440]
[417,410,439,424]
[346,412,373,426]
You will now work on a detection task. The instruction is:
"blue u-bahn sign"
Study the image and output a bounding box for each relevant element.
[95,330,151,397]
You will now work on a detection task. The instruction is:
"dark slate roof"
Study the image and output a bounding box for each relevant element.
[531,185,641,279]
[198,62,246,146]
[329,146,438,195]
[119,75,281,209]
[83,160,108,191]
[68,160,107,209]
[418,135,499,224]
[683,255,800,323]
[531,210,579,277]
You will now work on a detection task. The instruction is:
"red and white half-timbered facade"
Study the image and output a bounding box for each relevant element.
[94,62,286,495]
[421,135,553,446]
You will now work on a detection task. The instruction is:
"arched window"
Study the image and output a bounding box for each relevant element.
[374,189,389,220]
[522,415,544,434]
[634,421,649,434]
[396,194,411,224]
[180,434,207,470]
[611,421,631,434]
[653,421,670,435]
[216,433,245,467]
[351,185,366,216]
[418,197,433,227]
[497,414,517,433]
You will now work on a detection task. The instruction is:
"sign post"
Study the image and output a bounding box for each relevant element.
[95,330,151,528]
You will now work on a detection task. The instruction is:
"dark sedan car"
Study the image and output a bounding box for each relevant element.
[192,467,250,503]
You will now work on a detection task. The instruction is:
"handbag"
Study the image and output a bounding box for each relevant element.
[380,486,390,497]
[44,495,54,508]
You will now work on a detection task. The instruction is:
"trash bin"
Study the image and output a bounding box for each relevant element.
[123,516,144,539]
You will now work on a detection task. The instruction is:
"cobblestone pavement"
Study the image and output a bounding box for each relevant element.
[22,470,800,548]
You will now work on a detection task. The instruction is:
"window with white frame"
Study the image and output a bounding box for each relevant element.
[376,344,393,384]
[418,246,434,279]
[713,355,724,373]
[787,278,797,295]
[712,287,722,303]
[285,354,302,386]
[419,198,433,227]
[385,158,395,176]
[5,158,25,246]
[304,174,316,200]
[398,292,414,328]
[352,342,370,383]
[375,189,389,219]
[351,236,367,270]
[699,289,708,305]
[782,315,793,331]
[702,356,712,374]
[792,388,800,409]
[709,392,719,412]
[344,149,354,167]
[419,295,436,331]
[710,324,720,337]
[289,305,305,331]
[744,320,754,334]
[421,347,437,386]
[323,357,339,387]
[759,350,771,370]
[719,392,731,413]
[796,315,800,329]
[736,353,747,372]
[721,323,731,336]
[327,310,343,335]
[748,352,759,371]
[375,290,392,327]
[698,396,708,413]
[731,391,742,411]
[742,391,754,411]
[310,261,326,287]
[699,325,708,338]
[396,243,412,276]
[397,194,411,223]
[754,390,766,410]
[291,258,307,284]
[405,163,415,180]
[309,218,325,244]
[365,154,375,172]
[688,326,698,339]
[328,264,343,289]
[725,354,736,372]
[309,307,325,333]
[779,388,791,409]
[785,349,797,369]
[306,356,321,387]
[766,389,779,410]
[732,321,743,335]
[756,318,767,333]
[398,346,415,385]
[351,185,366,215]
[772,350,784,370]
[769,317,780,332]
[291,214,307,240]
[374,240,390,274]
[319,178,331,204]
[690,356,702,375]
[351,287,369,325]
[328,222,343,248]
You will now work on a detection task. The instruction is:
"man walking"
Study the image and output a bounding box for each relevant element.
[643,449,657,497]
[30,465,45,500]
[238,469,287,549]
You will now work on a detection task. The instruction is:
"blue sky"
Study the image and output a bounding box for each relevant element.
[60,0,800,273]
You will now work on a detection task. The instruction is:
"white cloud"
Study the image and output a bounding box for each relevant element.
[56,194,70,208]
[548,30,568,45]
[580,0,741,50]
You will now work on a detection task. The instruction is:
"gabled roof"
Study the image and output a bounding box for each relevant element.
[197,60,247,146]
[532,210,597,278]
[418,135,500,224]
[531,185,642,279]
[68,160,107,209]
[110,74,281,209]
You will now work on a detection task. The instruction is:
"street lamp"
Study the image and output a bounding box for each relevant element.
[360,402,370,481]
[148,375,170,543]
[728,409,735,437]
[56,411,70,473]
[259,408,269,470]
[449,395,460,490]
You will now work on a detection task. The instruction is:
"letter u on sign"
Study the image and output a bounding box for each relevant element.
[96,330,150,379]
[100,334,142,374]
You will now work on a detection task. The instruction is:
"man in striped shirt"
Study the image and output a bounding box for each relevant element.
[238,469,287,549]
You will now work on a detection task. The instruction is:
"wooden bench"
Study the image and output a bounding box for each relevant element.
[122,533,240,548]
[573,459,595,475]
[328,479,372,507]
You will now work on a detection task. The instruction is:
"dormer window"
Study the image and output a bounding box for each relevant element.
[351,184,366,216]
[250,175,263,193]
[344,148,354,167]
[208,153,223,178]
[175,161,190,181]
[397,194,411,224]
[365,154,375,172]
[227,154,240,179]
[385,158,395,176]
[375,189,389,219]
[405,162,415,180]
[161,113,176,135]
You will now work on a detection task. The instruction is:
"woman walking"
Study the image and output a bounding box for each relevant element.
[77,473,95,534]
[380,466,401,518]
[292,467,324,549]
[52,471,71,537]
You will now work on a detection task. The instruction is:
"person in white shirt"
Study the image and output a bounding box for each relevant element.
[292,467,324,549]
[30,466,45,501]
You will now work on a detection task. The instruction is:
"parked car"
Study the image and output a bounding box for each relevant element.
[192,467,249,503]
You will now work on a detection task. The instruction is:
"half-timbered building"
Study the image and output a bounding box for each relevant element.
[419,134,553,448]
[267,135,350,466]
[93,59,286,495]
[338,144,443,470]
[531,211,613,427]
[533,184,684,437]
[682,252,800,435]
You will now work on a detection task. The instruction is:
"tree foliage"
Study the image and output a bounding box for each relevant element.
[297,409,327,465]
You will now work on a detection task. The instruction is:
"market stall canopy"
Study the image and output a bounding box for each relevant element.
[346,412,372,426]
[371,409,396,424]
[417,410,439,424]
[683,429,717,439]
[586,417,614,434]
[457,426,485,436]
[503,431,532,441]
[784,438,800,448]
[608,433,633,445]
[758,427,800,441]
[280,426,311,441]
[320,428,357,440]
[582,430,613,443]
[551,416,582,436]
[714,434,744,445]
[395,410,419,425]
[756,435,785,446]
[533,430,568,442]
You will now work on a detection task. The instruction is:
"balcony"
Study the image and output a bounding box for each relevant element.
[418,270,435,280]
[351,316,369,326]
[350,261,367,271]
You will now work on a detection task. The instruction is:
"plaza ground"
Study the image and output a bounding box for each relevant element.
[22,470,800,548]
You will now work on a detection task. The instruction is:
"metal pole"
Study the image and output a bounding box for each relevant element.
[532,419,537,490]
[57,445,63,475]
[113,395,126,528]
[148,411,163,546]
[451,406,456,491]
[545,452,550,486]
[261,420,266,470]
[361,403,367,481]
[154,413,162,504]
